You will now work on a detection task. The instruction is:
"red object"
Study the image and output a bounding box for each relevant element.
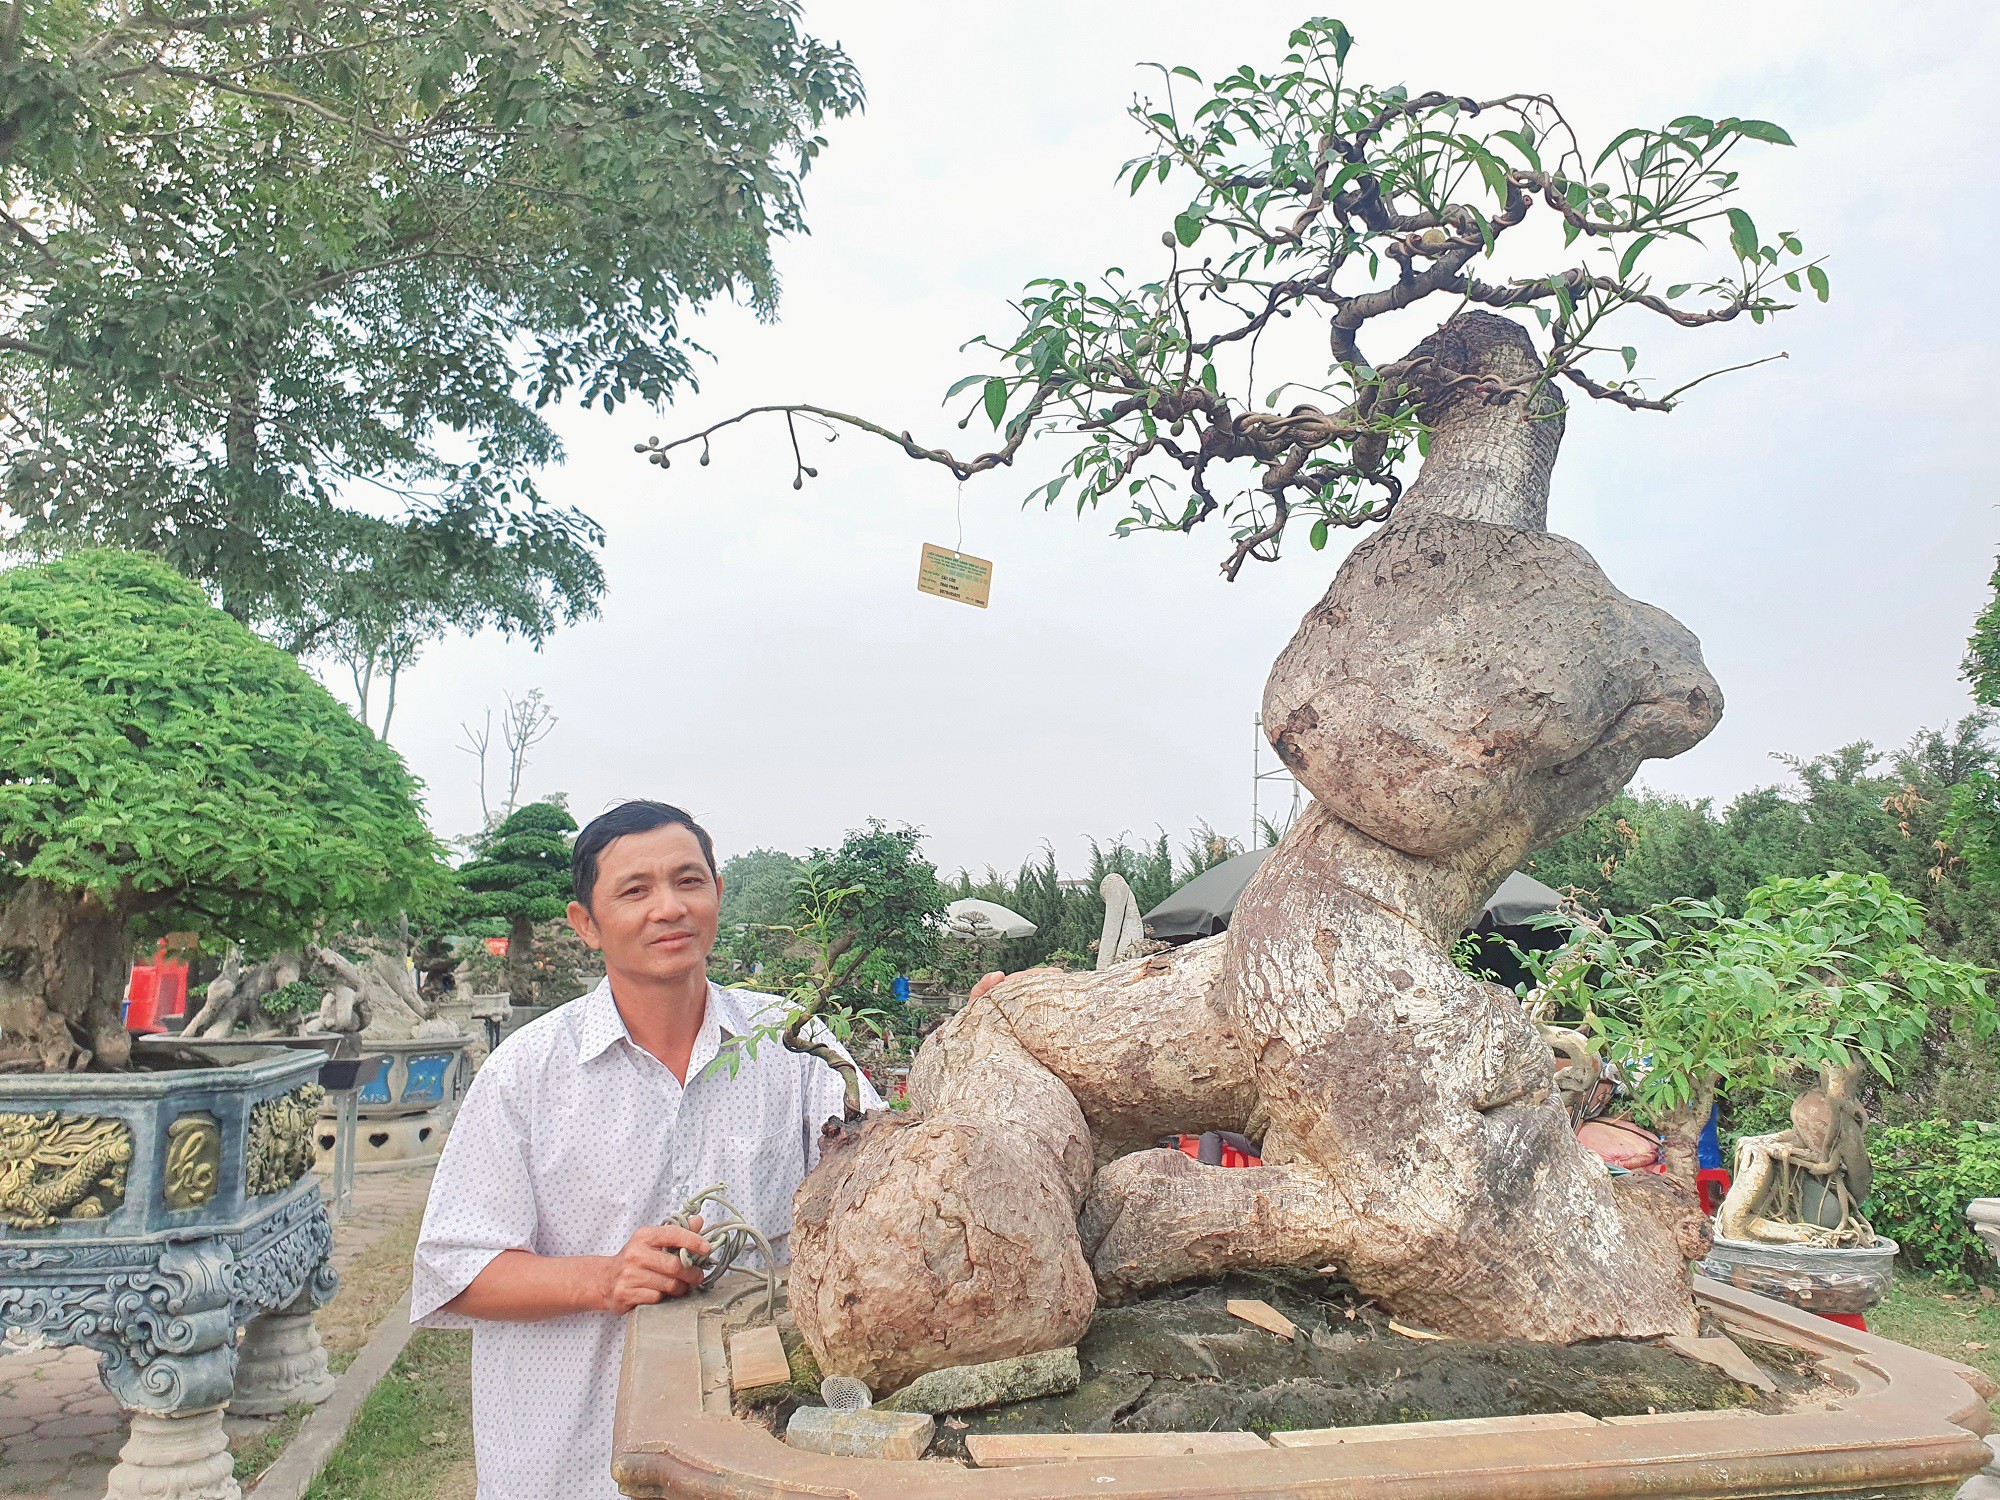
[485,937,509,956]
[1816,1311,1868,1331]
[1160,1132,1263,1169]
[124,940,192,1034]
[124,963,164,1034]
[1696,1167,1733,1216]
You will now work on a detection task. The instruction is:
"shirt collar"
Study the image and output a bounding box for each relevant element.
[573,977,764,1069]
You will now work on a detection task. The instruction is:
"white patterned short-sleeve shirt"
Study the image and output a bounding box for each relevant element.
[410,978,881,1500]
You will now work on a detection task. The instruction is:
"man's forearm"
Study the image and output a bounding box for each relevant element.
[443,1249,612,1321]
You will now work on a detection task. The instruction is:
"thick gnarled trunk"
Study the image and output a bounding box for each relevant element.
[0,880,132,1072]
[788,312,1721,1389]
[505,911,536,1006]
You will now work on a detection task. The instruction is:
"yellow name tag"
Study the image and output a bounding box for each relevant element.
[916,543,992,608]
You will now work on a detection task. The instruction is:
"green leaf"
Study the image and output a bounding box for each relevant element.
[1807,264,1830,302]
[1666,283,1691,299]
[1726,207,1760,261]
[1621,346,1637,372]
[1174,212,1203,247]
[983,378,1008,428]
[944,374,987,401]
[1618,232,1656,281]
[1728,118,1795,147]
[1309,518,1330,551]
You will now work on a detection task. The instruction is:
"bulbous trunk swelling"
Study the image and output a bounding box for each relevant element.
[786,312,1721,1384]
[0,880,131,1071]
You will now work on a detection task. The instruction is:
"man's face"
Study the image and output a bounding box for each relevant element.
[567,824,722,988]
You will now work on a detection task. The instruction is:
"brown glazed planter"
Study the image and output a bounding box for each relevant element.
[612,1274,1995,1499]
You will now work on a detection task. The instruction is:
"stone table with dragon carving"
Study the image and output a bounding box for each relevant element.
[0,1045,341,1500]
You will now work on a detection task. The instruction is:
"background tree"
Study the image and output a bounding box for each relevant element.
[713,846,807,976]
[0,550,444,1071]
[1,0,863,645]
[453,800,576,1005]
[800,822,945,995]
[458,690,559,831]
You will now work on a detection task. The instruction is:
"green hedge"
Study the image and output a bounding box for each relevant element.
[1868,1119,2000,1281]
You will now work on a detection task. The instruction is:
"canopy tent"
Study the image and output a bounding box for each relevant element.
[1142,853,1560,941]
[942,898,1037,942]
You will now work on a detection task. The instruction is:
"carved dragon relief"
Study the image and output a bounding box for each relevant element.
[0,1111,132,1230]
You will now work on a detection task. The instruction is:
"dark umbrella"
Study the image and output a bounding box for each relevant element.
[1143,853,1560,941]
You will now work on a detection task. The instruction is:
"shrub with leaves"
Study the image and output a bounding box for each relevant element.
[0,549,445,1070]
[1867,1119,2000,1282]
[453,801,576,1005]
[1525,871,1995,1179]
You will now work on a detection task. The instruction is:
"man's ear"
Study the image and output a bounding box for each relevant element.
[567,900,603,950]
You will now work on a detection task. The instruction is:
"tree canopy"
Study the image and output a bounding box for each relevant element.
[0,548,444,944]
[454,800,576,928]
[650,16,1817,577]
[1,0,863,638]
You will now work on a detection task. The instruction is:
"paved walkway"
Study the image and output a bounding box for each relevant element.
[1,1165,436,1500]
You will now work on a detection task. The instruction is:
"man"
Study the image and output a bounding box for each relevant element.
[411,801,880,1500]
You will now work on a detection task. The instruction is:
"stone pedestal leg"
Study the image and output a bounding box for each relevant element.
[104,1407,238,1500]
[229,1292,336,1415]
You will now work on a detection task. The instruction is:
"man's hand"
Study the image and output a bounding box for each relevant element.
[969,968,1058,1004]
[442,1217,713,1323]
[598,1218,709,1315]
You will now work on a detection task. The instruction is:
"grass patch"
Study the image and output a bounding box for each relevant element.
[231,1405,313,1487]
[303,1329,475,1500]
[1871,1270,2000,1392]
[317,1210,425,1372]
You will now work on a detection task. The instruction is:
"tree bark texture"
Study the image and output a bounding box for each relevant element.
[506,912,536,1006]
[787,312,1722,1391]
[0,880,132,1072]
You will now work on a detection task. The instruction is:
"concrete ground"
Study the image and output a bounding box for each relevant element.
[0,1166,435,1500]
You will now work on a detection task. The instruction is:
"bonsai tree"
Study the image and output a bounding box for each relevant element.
[1530,872,1994,1182]
[656,19,1836,1390]
[0,551,444,1071]
[453,801,577,1006]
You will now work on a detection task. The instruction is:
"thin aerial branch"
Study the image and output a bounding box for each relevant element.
[642,387,1060,482]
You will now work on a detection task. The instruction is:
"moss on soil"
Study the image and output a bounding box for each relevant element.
[932,1270,1774,1460]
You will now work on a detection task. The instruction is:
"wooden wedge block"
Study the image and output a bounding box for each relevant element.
[1271,1412,1599,1447]
[1226,1298,1296,1340]
[1663,1332,1777,1393]
[964,1431,1268,1467]
[727,1325,792,1392]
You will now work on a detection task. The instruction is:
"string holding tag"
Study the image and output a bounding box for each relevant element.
[918,479,991,607]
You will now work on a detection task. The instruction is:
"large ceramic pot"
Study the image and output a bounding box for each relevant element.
[612,1273,1996,1499]
[313,1032,472,1172]
[1970,1199,2000,1272]
[0,1045,339,1499]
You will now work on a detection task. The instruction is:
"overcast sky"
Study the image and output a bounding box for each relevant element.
[362,0,2000,877]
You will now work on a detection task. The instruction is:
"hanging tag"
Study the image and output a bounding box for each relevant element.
[916,543,992,608]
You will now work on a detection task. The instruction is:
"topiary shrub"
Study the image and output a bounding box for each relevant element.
[0,549,446,1070]
[453,801,576,1005]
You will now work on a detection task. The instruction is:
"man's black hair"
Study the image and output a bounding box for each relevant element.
[571,800,717,909]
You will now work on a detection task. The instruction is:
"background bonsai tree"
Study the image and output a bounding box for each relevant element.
[453,801,577,1006]
[1524,871,1995,1185]
[0,551,444,1071]
[661,18,1836,1389]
